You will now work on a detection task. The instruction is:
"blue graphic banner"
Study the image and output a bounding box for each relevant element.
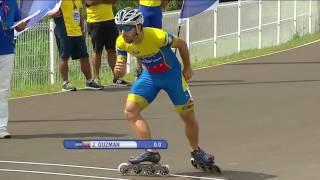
[180,0,219,19]
[64,140,169,149]
[17,0,61,30]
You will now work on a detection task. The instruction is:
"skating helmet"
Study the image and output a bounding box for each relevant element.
[115,7,144,26]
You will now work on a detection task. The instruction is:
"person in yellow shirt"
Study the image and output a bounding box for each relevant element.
[48,0,101,91]
[86,0,129,87]
[114,8,221,174]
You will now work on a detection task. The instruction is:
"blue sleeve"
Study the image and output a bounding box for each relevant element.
[116,49,127,57]
[163,33,174,48]
[13,1,21,22]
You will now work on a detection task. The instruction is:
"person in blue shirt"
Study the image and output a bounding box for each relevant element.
[0,0,26,138]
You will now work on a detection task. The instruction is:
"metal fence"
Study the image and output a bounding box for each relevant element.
[12,0,320,91]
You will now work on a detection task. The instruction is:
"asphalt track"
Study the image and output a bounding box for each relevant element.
[0,42,319,180]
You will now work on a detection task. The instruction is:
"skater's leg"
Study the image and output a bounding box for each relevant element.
[178,110,199,151]
[124,100,152,140]
[125,72,159,140]
[124,100,162,164]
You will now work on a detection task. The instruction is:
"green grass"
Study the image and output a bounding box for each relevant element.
[191,31,320,69]
[10,69,135,98]
[10,31,320,98]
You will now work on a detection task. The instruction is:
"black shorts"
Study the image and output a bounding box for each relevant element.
[55,34,89,60]
[87,19,119,52]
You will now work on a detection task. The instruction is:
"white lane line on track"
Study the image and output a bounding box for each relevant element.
[171,174,226,180]
[0,160,227,180]
[10,38,320,100]
[0,160,118,171]
[0,168,128,180]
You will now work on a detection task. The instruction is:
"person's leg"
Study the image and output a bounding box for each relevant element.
[79,56,92,81]
[105,20,130,85]
[60,58,77,91]
[165,73,198,150]
[124,75,161,164]
[80,55,102,90]
[60,59,69,82]
[139,5,152,28]
[103,20,117,74]
[150,6,163,29]
[71,36,92,81]
[124,73,159,139]
[71,36,102,90]
[121,100,162,167]
[0,54,14,138]
[106,48,116,75]
[88,22,104,80]
[92,51,102,80]
[166,74,218,169]
[124,100,151,139]
[56,34,77,91]
[178,110,199,151]
[56,34,70,82]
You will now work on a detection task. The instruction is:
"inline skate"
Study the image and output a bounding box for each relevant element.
[118,151,170,176]
[190,148,221,174]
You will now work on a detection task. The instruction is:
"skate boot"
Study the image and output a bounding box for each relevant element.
[118,151,170,176]
[190,147,221,174]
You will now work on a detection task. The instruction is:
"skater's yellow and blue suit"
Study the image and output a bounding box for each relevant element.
[116,27,194,112]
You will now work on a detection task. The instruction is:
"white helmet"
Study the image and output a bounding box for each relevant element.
[115,7,144,26]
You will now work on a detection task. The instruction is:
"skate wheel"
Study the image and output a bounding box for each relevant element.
[190,158,199,169]
[159,165,170,176]
[199,163,207,171]
[118,163,130,175]
[132,165,142,175]
[208,165,222,174]
[145,165,156,176]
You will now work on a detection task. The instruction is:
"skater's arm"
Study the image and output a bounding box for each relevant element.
[114,56,127,78]
[171,37,193,80]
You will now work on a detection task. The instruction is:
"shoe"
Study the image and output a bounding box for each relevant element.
[0,129,11,139]
[190,147,221,173]
[112,78,130,87]
[62,82,77,92]
[129,151,161,164]
[191,147,214,165]
[94,78,103,87]
[86,79,104,90]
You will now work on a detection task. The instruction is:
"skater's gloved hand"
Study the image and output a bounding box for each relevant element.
[183,66,193,81]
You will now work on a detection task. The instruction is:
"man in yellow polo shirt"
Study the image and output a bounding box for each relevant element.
[86,0,129,87]
[48,0,101,91]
